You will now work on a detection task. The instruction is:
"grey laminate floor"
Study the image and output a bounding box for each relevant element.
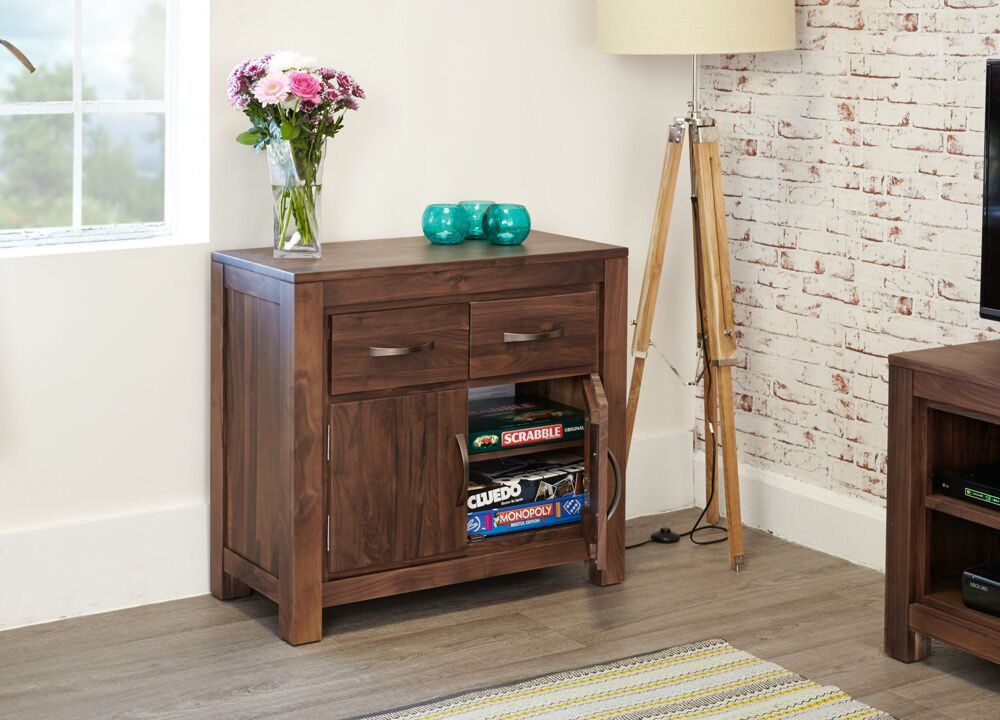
[0,509,997,720]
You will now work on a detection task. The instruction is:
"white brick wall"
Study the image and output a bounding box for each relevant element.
[699,0,1000,504]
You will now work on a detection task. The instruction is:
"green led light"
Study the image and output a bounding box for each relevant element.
[965,488,1000,507]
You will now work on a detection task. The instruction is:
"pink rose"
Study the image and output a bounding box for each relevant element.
[288,71,322,102]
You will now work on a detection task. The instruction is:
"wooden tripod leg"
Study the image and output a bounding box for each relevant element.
[625,357,646,466]
[715,365,745,569]
[625,121,685,463]
[705,133,744,565]
[692,126,745,570]
[690,197,721,525]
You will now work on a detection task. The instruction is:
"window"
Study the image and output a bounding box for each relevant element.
[0,0,173,249]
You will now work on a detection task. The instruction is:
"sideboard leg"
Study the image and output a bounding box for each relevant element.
[276,281,326,646]
[210,261,252,602]
[884,365,930,663]
[212,569,251,601]
[278,596,323,646]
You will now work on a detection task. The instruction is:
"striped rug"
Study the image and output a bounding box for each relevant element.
[354,639,894,720]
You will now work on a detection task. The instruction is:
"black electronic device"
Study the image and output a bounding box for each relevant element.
[963,561,1000,616]
[936,460,1000,512]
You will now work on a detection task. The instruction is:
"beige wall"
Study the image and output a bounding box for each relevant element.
[0,0,696,628]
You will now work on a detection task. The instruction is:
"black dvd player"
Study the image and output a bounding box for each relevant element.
[963,561,1000,616]
[936,461,1000,512]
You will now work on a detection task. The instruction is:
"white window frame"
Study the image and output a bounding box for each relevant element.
[0,0,178,251]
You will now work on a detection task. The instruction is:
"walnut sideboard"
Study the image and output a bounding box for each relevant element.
[210,233,628,644]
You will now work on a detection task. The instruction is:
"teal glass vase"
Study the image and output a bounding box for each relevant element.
[458,200,494,239]
[422,204,470,245]
[484,204,531,245]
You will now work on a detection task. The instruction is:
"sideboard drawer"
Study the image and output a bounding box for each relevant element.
[330,304,469,394]
[469,291,598,379]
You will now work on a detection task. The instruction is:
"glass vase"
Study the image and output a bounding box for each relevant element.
[266,138,326,259]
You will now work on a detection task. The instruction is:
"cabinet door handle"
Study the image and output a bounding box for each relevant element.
[368,340,435,357]
[606,448,622,521]
[503,327,564,343]
[455,433,469,508]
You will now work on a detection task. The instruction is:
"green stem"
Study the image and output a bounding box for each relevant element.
[278,187,293,248]
[276,184,318,250]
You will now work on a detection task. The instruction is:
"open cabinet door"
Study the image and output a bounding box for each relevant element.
[582,372,609,573]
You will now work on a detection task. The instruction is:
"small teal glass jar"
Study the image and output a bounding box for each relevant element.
[422,204,470,245]
[484,204,531,245]
[458,200,494,239]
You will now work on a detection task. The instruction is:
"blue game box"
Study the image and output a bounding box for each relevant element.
[466,494,586,538]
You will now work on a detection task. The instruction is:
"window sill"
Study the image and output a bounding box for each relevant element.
[0,230,207,259]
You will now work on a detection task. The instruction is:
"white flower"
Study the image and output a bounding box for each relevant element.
[268,51,317,74]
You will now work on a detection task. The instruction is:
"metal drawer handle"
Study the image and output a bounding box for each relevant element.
[503,327,565,343]
[368,340,435,357]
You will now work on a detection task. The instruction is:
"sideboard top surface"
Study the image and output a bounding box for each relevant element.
[212,232,628,283]
[889,339,1000,391]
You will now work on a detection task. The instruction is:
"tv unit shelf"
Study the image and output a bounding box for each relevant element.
[886,340,1000,665]
[924,494,1000,532]
[210,233,627,645]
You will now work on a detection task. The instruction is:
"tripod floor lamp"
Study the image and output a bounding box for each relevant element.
[597,0,796,570]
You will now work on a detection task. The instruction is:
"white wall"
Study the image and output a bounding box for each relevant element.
[0,0,696,630]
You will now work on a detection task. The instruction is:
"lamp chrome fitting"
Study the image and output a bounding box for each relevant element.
[693,124,719,144]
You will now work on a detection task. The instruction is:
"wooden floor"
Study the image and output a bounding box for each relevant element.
[1,509,997,719]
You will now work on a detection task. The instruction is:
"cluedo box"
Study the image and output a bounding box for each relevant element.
[466,451,587,538]
[467,395,585,455]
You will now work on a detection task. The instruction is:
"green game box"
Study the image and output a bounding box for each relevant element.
[467,395,585,455]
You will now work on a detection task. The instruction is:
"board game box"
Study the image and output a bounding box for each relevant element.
[466,495,585,538]
[466,451,587,538]
[467,395,585,455]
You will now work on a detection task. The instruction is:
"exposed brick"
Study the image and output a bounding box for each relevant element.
[697,5,998,506]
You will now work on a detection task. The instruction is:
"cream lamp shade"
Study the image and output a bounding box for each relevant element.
[597,0,796,55]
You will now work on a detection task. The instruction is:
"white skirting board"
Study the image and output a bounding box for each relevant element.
[0,503,210,631]
[693,452,887,572]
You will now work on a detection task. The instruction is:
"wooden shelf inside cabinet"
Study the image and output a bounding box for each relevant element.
[465,523,585,555]
[210,234,628,645]
[469,440,583,463]
[925,494,1000,532]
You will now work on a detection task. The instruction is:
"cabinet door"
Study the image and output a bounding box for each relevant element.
[581,373,610,572]
[327,389,468,575]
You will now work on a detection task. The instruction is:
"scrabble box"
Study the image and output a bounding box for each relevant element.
[467,396,585,455]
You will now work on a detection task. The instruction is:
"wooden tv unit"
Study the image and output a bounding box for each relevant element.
[210,233,627,645]
[886,340,1000,664]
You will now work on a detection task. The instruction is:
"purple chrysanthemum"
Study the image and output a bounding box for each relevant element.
[226,53,273,109]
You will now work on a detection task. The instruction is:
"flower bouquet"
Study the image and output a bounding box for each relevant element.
[228,51,364,258]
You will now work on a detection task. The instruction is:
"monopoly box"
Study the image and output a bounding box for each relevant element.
[467,396,585,455]
[466,495,586,538]
[466,451,587,538]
